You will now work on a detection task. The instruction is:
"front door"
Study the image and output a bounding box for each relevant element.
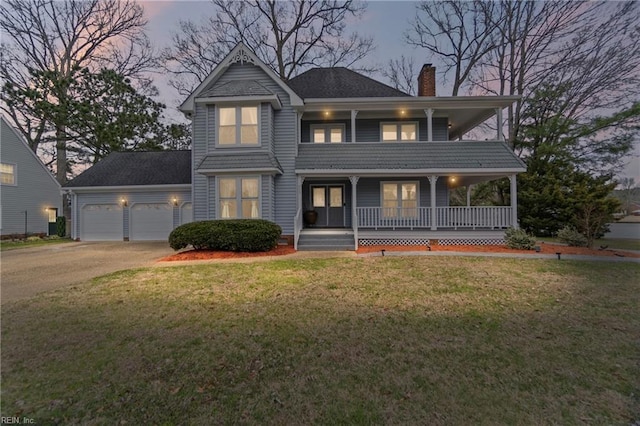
[47,207,57,236]
[311,185,345,227]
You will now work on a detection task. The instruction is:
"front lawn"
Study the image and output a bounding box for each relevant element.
[1,257,639,424]
[0,236,74,251]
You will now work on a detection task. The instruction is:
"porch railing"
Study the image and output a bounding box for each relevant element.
[356,206,512,230]
[436,206,512,229]
[357,207,431,230]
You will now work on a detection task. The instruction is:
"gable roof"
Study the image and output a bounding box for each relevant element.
[287,68,410,99]
[63,151,191,188]
[0,116,61,189]
[180,43,304,114]
[199,80,274,98]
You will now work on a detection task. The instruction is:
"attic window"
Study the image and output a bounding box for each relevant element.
[218,106,259,146]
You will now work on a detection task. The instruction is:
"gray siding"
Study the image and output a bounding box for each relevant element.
[193,62,296,233]
[356,177,449,208]
[1,119,62,235]
[73,190,191,240]
[300,117,448,143]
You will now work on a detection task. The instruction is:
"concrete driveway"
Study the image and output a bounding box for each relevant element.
[1,241,175,304]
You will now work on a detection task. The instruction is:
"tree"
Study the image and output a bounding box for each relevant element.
[161,0,375,96]
[382,55,418,95]
[617,177,638,216]
[8,67,190,170]
[0,0,156,183]
[405,0,498,96]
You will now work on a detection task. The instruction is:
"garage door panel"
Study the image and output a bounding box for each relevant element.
[81,204,123,241]
[131,203,173,241]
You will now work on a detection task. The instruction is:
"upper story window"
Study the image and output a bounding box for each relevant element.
[218,106,259,146]
[311,124,345,143]
[381,122,418,142]
[1,163,16,185]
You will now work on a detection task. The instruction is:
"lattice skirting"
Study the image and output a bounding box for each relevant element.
[359,238,505,246]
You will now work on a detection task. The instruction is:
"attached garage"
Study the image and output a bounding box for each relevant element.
[63,151,192,242]
[130,202,173,241]
[81,204,123,241]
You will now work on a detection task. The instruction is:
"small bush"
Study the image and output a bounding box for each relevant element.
[56,216,66,237]
[557,226,588,247]
[169,219,282,252]
[505,227,536,250]
[26,236,42,242]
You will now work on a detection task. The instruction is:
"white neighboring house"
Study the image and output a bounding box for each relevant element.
[1,116,62,237]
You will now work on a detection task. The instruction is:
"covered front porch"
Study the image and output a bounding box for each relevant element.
[294,173,520,250]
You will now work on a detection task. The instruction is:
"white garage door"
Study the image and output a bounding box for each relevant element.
[130,203,173,241]
[181,202,193,225]
[81,204,123,241]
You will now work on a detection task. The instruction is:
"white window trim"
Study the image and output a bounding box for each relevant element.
[0,162,17,186]
[216,176,262,219]
[310,123,346,143]
[380,121,419,142]
[216,104,261,148]
[380,181,420,217]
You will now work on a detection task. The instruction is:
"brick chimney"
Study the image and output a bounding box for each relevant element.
[417,64,436,96]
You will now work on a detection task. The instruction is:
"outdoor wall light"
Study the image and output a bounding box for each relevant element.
[121,198,128,207]
[172,197,178,206]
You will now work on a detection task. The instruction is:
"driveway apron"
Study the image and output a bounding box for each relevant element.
[1,241,174,303]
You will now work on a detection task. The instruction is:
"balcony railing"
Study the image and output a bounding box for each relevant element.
[356,206,512,230]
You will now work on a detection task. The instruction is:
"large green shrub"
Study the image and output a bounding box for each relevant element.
[557,226,588,247]
[169,219,282,252]
[504,227,536,250]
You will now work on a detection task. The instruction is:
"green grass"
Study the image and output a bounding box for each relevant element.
[539,237,640,251]
[0,237,74,251]
[2,257,639,424]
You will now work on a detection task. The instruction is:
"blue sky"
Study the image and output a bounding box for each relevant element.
[141,0,639,182]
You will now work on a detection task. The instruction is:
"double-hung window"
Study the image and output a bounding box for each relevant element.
[311,124,345,143]
[382,182,418,218]
[1,163,16,185]
[218,106,259,146]
[381,122,418,142]
[219,177,260,219]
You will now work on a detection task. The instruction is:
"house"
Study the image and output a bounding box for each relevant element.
[1,116,62,237]
[65,43,526,249]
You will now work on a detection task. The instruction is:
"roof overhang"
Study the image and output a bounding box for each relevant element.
[64,184,192,193]
[197,168,282,175]
[301,95,521,138]
[296,168,525,177]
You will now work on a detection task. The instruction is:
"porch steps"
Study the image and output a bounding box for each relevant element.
[297,231,355,251]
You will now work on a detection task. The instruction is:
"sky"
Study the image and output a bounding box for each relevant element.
[139,0,639,183]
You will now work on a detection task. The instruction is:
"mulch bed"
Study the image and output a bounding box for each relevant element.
[160,242,638,261]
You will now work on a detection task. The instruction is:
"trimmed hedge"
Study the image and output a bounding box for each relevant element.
[168,219,282,252]
[504,227,536,250]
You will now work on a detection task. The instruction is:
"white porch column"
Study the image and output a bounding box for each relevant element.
[466,184,473,207]
[295,175,305,249]
[428,175,439,230]
[496,107,504,141]
[509,174,518,228]
[351,110,359,143]
[425,108,433,142]
[349,176,360,250]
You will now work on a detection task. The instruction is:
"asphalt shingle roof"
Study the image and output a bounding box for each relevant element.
[295,142,526,171]
[199,80,274,98]
[64,151,191,187]
[287,68,410,99]
[197,152,282,173]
